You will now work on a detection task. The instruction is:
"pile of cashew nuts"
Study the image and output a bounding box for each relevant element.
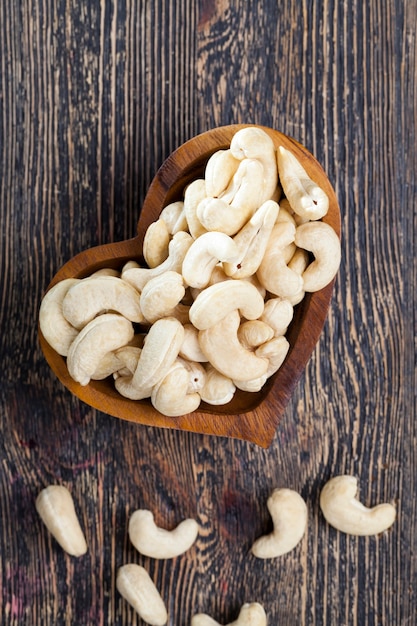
[36,475,396,625]
[39,127,342,417]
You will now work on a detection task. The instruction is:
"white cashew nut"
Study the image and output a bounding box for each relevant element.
[159,200,188,234]
[251,488,307,558]
[150,359,201,416]
[39,278,80,356]
[142,218,170,268]
[116,564,168,626]
[182,231,239,289]
[256,221,302,298]
[35,485,87,557]
[319,475,396,536]
[294,221,341,292]
[139,271,185,323]
[67,313,134,386]
[189,279,265,331]
[128,509,199,559]
[204,148,240,197]
[199,364,236,405]
[192,602,267,626]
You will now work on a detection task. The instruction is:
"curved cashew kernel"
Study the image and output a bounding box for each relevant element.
[204,148,240,197]
[233,374,268,393]
[183,179,209,238]
[122,232,193,291]
[62,276,143,329]
[238,320,275,349]
[286,247,310,305]
[39,278,80,356]
[192,602,267,626]
[260,297,294,337]
[177,357,207,392]
[251,488,307,558]
[179,323,209,362]
[277,145,329,220]
[319,475,396,536]
[230,126,278,197]
[294,221,341,292]
[189,279,265,330]
[143,218,170,268]
[255,336,290,377]
[198,310,269,382]
[256,221,303,298]
[223,200,279,278]
[159,200,188,234]
[197,158,265,236]
[35,485,87,557]
[151,360,201,416]
[139,271,185,323]
[131,317,184,390]
[129,509,199,559]
[182,232,239,289]
[199,364,236,405]
[67,313,134,386]
[116,564,168,626]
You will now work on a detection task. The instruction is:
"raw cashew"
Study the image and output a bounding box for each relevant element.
[159,200,188,234]
[294,221,341,292]
[122,231,193,291]
[198,310,269,382]
[179,323,209,362]
[62,275,143,329]
[151,359,201,416]
[192,602,267,626]
[128,509,199,559]
[277,145,329,220]
[67,313,134,386]
[286,247,310,305]
[255,336,290,377]
[223,200,279,278]
[189,279,265,330]
[143,218,170,268]
[251,488,307,558]
[116,564,168,626]
[199,364,236,405]
[256,221,303,298]
[183,179,209,238]
[140,271,185,323]
[182,231,239,289]
[260,297,294,337]
[319,475,396,536]
[229,127,277,201]
[125,317,184,392]
[204,148,240,197]
[35,485,87,557]
[39,278,80,356]
[238,320,275,349]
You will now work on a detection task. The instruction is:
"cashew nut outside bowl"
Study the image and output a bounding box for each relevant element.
[116,563,168,626]
[128,509,199,559]
[319,475,396,536]
[191,602,267,626]
[251,488,307,558]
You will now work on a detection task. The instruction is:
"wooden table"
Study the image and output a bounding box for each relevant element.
[1,1,415,624]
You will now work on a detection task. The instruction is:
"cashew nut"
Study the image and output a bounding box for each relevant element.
[260,297,294,337]
[192,602,267,626]
[294,221,341,292]
[251,488,307,558]
[204,148,240,197]
[198,310,269,381]
[199,364,236,405]
[319,475,396,536]
[277,145,329,220]
[122,231,193,291]
[179,323,209,362]
[128,509,199,559]
[222,200,279,278]
[256,221,303,298]
[151,359,201,416]
[67,313,134,386]
[286,247,310,305]
[255,336,290,377]
[116,564,168,626]
[237,320,275,349]
[35,485,87,557]
[182,231,239,289]
[183,179,209,238]
[159,200,188,234]
[39,278,80,356]
[142,218,170,268]
[139,271,185,323]
[189,279,265,330]
[62,275,143,329]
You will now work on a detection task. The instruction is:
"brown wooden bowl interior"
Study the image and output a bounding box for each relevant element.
[39,124,341,447]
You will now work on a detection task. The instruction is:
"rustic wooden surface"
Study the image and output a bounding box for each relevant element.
[0,1,415,624]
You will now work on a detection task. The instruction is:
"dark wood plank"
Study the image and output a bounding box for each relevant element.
[0,0,415,624]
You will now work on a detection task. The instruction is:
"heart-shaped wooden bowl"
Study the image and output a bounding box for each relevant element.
[39,124,341,448]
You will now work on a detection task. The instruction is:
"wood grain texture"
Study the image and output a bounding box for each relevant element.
[0,0,415,625]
